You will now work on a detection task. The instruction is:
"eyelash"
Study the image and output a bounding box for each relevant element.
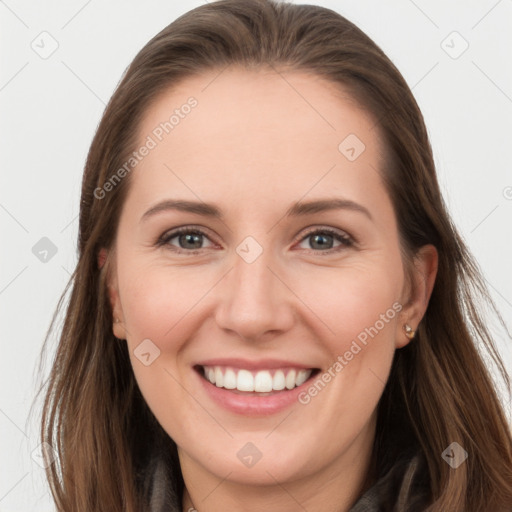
[156,226,355,255]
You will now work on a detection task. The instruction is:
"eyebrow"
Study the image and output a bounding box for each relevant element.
[141,198,373,222]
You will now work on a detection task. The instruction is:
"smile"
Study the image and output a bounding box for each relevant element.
[193,361,321,415]
[198,365,317,393]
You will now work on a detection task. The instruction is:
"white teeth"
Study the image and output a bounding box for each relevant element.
[272,370,286,391]
[254,371,273,392]
[202,366,313,393]
[285,370,296,390]
[214,367,224,388]
[296,369,310,386]
[237,369,254,392]
[223,368,237,389]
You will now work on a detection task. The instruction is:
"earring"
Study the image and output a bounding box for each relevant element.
[403,323,416,339]
[114,318,120,323]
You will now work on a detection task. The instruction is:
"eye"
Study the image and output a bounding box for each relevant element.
[156,227,215,253]
[296,227,354,253]
[156,226,355,255]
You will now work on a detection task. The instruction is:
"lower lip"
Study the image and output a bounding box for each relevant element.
[195,368,316,416]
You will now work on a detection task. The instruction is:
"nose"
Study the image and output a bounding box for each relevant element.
[214,245,295,342]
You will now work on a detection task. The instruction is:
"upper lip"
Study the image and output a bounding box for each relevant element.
[194,358,318,371]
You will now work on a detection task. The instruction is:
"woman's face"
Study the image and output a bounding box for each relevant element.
[108,68,435,491]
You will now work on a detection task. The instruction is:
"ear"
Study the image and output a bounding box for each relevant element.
[396,244,438,349]
[98,248,108,269]
[99,248,127,340]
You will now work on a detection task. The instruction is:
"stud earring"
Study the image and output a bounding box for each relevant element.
[114,318,120,323]
[403,323,416,339]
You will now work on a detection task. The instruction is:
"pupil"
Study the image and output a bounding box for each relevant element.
[312,234,332,250]
[182,233,202,249]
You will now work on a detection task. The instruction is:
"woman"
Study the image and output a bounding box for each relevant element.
[38,0,512,510]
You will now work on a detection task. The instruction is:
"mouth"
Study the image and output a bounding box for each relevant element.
[194,364,321,396]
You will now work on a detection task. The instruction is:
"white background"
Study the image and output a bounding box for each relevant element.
[1,0,511,510]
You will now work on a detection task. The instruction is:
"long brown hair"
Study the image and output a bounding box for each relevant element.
[35,1,512,510]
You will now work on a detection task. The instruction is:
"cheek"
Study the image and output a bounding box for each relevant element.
[120,263,207,343]
[295,261,403,353]
[292,260,402,418]
[118,266,205,440]
[291,267,399,445]
[118,264,223,423]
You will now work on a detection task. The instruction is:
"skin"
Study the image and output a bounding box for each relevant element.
[104,67,438,512]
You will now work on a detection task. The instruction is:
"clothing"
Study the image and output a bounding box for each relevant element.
[349,452,430,511]
[148,451,430,512]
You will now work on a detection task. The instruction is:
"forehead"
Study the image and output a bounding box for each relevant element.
[129,67,387,218]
